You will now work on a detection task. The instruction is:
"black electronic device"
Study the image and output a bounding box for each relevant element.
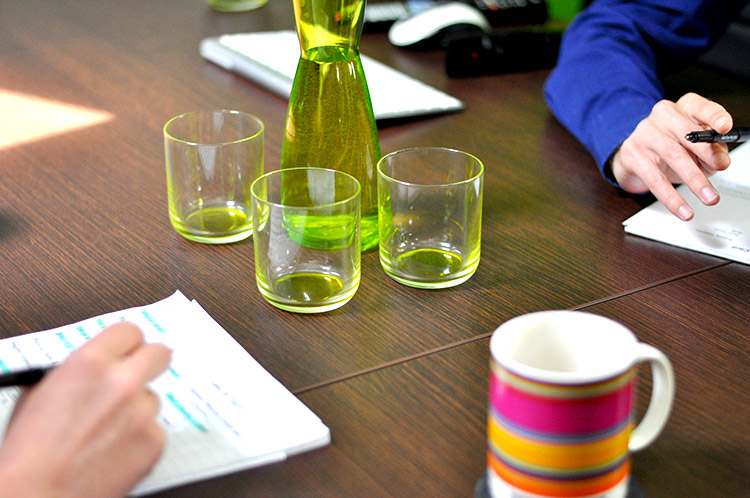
[364,0,548,33]
[444,28,562,77]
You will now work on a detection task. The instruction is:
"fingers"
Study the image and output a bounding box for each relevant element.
[673,94,733,175]
[62,322,171,394]
[614,136,698,221]
[121,342,172,386]
[651,98,731,175]
[676,92,733,133]
[0,322,170,498]
[617,118,717,220]
[614,94,734,221]
[87,321,146,357]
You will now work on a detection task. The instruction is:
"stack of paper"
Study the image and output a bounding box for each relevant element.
[623,142,750,264]
[199,30,465,121]
[0,291,330,496]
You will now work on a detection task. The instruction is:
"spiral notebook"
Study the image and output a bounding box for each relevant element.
[0,291,330,496]
[199,30,465,120]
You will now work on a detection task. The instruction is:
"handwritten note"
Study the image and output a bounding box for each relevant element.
[623,142,750,264]
[0,292,330,496]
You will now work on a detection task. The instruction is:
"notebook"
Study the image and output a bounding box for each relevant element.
[199,30,465,120]
[0,291,330,496]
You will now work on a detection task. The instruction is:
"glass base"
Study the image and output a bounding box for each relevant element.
[380,247,479,289]
[175,231,252,244]
[172,225,253,244]
[383,268,477,289]
[257,271,360,313]
[206,0,269,12]
[170,204,253,244]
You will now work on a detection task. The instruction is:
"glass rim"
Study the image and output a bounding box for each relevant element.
[250,167,361,209]
[377,147,484,187]
[163,109,264,146]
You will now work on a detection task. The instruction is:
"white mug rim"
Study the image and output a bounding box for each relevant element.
[489,310,638,385]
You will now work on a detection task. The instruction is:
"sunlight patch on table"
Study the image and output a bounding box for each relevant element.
[0,89,113,151]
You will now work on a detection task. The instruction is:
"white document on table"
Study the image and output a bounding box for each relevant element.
[623,142,750,265]
[199,30,465,121]
[0,291,330,496]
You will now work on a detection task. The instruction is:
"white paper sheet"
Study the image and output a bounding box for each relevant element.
[0,292,331,496]
[623,142,750,264]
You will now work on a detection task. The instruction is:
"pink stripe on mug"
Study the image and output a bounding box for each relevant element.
[489,369,633,436]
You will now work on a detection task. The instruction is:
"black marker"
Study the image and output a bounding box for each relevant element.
[0,366,53,388]
[685,127,750,143]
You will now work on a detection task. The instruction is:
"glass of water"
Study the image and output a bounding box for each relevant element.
[251,167,361,313]
[164,110,264,244]
[377,147,483,289]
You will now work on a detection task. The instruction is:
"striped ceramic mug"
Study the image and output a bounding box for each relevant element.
[487,311,674,498]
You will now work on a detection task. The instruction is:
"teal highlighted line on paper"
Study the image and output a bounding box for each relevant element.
[166,392,208,433]
[77,326,90,340]
[0,357,9,374]
[142,311,167,333]
[56,332,75,351]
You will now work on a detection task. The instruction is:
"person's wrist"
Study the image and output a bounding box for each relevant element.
[0,453,44,497]
[603,146,622,187]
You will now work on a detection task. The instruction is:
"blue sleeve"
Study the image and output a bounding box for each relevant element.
[543,0,742,185]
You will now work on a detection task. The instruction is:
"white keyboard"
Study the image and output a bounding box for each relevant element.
[199,31,465,121]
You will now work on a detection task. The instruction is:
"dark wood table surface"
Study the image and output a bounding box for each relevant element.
[1,1,748,496]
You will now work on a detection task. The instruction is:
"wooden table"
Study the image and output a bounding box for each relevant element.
[1,1,748,496]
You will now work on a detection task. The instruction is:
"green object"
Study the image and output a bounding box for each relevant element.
[251,168,361,313]
[164,110,264,245]
[377,147,484,289]
[206,0,269,12]
[281,0,380,251]
[546,0,586,22]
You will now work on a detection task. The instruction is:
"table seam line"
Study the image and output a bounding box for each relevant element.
[573,261,731,310]
[293,261,731,396]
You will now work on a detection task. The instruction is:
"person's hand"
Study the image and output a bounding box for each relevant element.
[0,322,171,498]
[611,92,733,221]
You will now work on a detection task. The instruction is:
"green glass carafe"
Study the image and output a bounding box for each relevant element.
[281,0,380,251]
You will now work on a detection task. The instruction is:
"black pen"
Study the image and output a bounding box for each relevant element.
[685,127,750,143]
[0,366,53,388]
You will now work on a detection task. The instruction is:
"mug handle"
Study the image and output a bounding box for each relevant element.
[629,343,675,452]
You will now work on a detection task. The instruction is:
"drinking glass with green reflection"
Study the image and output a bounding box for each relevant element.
[206,0,269,12]
[377,147,484,289]
[164,110,264,244]
[251,168,361,313]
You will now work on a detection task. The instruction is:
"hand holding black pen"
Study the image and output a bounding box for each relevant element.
[686,127,750,143]
[0,366,52,388]
[608,93,735,222]
[0,322,171,498]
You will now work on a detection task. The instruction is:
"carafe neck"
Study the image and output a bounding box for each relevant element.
[292,0,365,60]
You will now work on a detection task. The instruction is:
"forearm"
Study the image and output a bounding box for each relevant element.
[544,0,735,182]
[544,36,660,181]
